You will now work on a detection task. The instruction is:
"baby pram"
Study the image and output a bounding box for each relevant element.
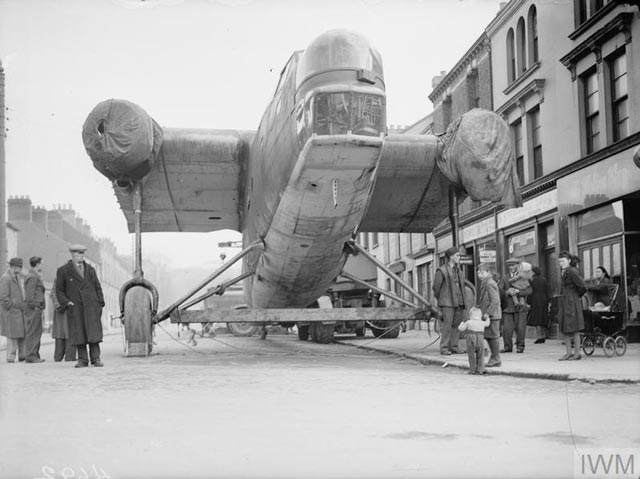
[581,284,627,357]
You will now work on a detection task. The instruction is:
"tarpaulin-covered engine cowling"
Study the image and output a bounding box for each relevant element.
[82,99,163,182]
[437,108,523,208]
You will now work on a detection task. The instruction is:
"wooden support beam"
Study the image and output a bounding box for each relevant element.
[170,307,425,324]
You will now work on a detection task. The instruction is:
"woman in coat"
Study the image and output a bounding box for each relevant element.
[50,278,76,362]
[557,251,587,361]
[527,266,550,344]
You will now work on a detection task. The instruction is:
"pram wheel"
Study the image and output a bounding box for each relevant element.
[614,336,627,356]
[582,336,595,356]
[603,337,616,357]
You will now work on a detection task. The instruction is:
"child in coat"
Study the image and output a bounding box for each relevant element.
[458,306,490,374]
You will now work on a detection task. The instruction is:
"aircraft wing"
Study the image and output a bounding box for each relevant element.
[360,109,522,233]
[113,128,255,233]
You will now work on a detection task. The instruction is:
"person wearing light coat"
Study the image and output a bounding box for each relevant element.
[0,257,27,363]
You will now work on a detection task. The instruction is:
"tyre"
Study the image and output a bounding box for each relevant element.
[227,304,258,337]
[614,336,627,356]
[370,321,400,339]
[124,286,153,356]
[310,323,334,344]
[581,336,595,356]
[603,336,616,357]
[297,324,310,341]
[227,322,259,337]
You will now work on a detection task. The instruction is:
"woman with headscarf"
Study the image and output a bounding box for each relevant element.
[557,251,587,361]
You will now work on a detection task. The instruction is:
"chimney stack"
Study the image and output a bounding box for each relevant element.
[7,195,32,222]
[32,205,48,230]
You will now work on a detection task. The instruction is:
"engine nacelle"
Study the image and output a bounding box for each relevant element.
[82,99,163,182]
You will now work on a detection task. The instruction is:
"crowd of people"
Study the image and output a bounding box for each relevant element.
[0,244,106,368]
[433,246,593,374]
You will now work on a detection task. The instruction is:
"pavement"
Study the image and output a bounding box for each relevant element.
[337,328,640,384]
[3,324,639,383]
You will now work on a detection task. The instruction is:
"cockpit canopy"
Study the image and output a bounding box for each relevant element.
[296,30,384,89]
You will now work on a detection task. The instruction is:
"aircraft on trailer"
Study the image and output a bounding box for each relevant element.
[82,29,521,351]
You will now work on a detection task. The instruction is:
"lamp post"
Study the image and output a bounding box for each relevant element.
[0,60,7,269]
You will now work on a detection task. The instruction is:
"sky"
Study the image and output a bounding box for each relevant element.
[0,0,504,268]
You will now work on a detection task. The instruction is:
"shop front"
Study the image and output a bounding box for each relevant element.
[557,149,640,339]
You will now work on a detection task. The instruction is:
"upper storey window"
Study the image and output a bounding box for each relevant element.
[506,6,541,86]
[610,51,629,142]
[576,0,609,25]
[528,5,539,63]
[507,28,516,84]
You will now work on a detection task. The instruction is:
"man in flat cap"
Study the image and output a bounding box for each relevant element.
[433,246,467,355]
[499,257,532,353]
[0,258,27,363]
[56,245,106,368]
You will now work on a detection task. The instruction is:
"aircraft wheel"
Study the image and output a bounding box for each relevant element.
[124,286,153,356]
[297,325,310,341]
[310,323,334,344]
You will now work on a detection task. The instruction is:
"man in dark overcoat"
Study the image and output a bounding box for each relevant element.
[55,244,105,368]
[433,246,466,355]
[499,257,532,353]
[0,257,27,363]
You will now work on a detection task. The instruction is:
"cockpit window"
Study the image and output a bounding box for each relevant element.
[314,93,384,137]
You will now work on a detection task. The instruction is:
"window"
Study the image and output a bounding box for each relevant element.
[583,69,600,154]
[507,28,516,83]
[372,233,379,247]
[512,120,525,185]
[517,17,527,74]
[528,6,539,64]
[610,51,629,142]
[442,96,452,129]
[467,71,480,109]
[529,107,543,179]
[577,0,609,25]
[395,233,401,260]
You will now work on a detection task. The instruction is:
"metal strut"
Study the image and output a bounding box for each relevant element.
[156,239,264,323]
[348,240,440,317]
[178,271,253,312]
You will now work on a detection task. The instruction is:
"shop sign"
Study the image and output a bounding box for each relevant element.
[479,250,496,263]
[498,189,557,229]
[557,150,640,215]
[461,217,495,243]
[459,254,474,265]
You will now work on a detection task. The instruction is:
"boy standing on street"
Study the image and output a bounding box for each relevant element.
[458,306,490,375]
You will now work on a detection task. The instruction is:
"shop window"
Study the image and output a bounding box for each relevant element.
[507,28,516,84]
[610,50,629,142]
[577,202,623,243]
[582,68,600,154]
[508,229,536,265]
[583,250,592,279]
[612,243,621,275]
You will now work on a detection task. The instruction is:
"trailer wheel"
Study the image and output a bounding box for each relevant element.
[370,321,400,339]
[227,304,258,337]
[297,325,310,341]
[310,323,334,344]
[355,326,366,337]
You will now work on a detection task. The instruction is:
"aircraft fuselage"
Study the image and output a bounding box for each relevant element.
[242,30,386,308]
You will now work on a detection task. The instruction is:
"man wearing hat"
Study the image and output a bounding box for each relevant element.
[55,244,106,368]
[433,246,467,355]
[499,257,532,353]
[0,258,27,363]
